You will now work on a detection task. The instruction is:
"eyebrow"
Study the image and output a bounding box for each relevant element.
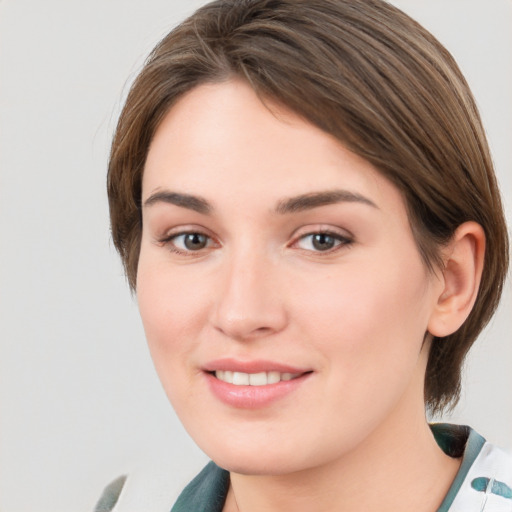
[143,191,212,214]
[142,189,377,215]
[274,190,378,214]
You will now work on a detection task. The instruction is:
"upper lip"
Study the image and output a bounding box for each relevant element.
[202,358,311,374]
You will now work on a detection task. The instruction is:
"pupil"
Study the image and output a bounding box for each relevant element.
[185,233,207,250]
[312,233,335,251]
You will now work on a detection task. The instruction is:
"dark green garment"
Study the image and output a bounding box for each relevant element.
[434,424,485,512]
[94,423,486,512]
[171,461,229,512]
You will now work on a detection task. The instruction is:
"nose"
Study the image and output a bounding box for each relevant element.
[211,249,288,341]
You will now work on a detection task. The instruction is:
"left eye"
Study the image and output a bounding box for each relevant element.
[170,232,211,251]
[296,232,349,252]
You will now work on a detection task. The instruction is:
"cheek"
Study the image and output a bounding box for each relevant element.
[136,256,211,378]
[292,253,432,366]
[288,258,432,438]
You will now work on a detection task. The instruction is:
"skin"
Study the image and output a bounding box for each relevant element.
[137,79,483,512]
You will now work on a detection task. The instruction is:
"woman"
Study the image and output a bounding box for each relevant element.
[97,0,511,510]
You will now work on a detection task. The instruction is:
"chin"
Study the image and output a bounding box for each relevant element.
[198,433,330,477]
[213,453,303,476]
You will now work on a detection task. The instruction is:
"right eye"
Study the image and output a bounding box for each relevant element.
[163,232,214,254]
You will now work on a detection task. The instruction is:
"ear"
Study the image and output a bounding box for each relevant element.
[427,221,485,337]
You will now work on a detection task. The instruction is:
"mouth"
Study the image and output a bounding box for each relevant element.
[203,360,313,408]
[212,370,302,386]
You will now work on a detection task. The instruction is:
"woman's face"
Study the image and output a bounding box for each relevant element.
[138,79,444,475]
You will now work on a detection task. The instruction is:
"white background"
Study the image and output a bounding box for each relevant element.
[0,1,510,511]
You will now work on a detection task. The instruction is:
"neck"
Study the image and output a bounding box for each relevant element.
[224,394,460,512]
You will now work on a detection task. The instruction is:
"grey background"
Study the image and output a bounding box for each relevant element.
[0,1,510,511]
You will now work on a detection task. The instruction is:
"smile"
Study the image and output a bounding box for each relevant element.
[204,361,313,408]
[214,370,300,386]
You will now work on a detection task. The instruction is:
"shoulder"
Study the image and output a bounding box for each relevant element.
[469,441,512,497]
[433,424,512,511]
[93,461,228,512]
[450,440,512,511]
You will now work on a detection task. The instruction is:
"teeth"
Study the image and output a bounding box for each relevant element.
[267,371,280,384]
[214,370,300,386]
[249,372,267,386]
[232,372,250,385]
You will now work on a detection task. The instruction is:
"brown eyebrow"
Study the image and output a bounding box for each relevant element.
[143,188,377,215]
[143,191,212,215]
[274,190,378,214]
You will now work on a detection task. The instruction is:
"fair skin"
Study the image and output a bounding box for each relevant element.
[137,79,484,512]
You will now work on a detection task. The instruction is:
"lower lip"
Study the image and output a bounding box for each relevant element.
[204,372,311,409]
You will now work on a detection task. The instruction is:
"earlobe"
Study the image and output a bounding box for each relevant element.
[427,221,486,338]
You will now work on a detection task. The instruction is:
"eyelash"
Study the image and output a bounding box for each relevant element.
[292,231,353,253]
[158,231,217,256]
[157,229,353,256]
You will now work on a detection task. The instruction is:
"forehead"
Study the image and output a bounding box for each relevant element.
[142,79,406,220]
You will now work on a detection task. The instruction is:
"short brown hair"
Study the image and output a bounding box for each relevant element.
[107,0,509,413]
